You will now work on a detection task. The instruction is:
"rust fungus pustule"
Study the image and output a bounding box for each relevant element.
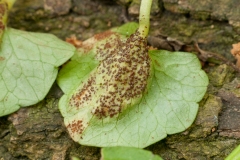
[67,119,84,135]
[68,31,151,119]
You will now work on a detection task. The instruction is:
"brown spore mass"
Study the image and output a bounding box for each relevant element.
[67,119,84,135]
[0,56,5,61]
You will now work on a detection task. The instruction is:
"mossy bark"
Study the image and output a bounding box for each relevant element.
[1,0,240,159]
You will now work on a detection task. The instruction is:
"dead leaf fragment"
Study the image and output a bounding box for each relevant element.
[230,42,240,68]
[66,35,82,48]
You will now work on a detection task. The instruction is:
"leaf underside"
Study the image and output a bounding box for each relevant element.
[0,28,75,116]
[57,22,208,148]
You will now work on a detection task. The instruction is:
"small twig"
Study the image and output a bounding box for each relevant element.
[194,42,240,72]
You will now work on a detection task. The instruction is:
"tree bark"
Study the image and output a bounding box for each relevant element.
[1,0,240,159]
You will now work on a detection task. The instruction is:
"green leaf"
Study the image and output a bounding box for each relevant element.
[148,50,208,134]
[57,23,208,148]
[226,144,240,160]
[112,22,139,36]
[101,147,163,160]
[0,28,75,117]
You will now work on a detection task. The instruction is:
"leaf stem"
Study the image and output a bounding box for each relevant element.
[4,0,16,10]
[138,0,153,38]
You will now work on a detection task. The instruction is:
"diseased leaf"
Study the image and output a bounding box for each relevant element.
[57,22,139,94]
[57,23,208,148]
[0,28,75,116]
[101,147,163,160]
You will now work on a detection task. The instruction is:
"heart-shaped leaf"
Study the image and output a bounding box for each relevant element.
[101,147,163,160]
[0,28,75,116]
[57,23,208,148]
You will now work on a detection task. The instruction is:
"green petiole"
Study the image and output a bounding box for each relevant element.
[138,0,153,38]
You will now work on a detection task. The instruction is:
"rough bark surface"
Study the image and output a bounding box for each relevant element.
[1,0,240,159]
